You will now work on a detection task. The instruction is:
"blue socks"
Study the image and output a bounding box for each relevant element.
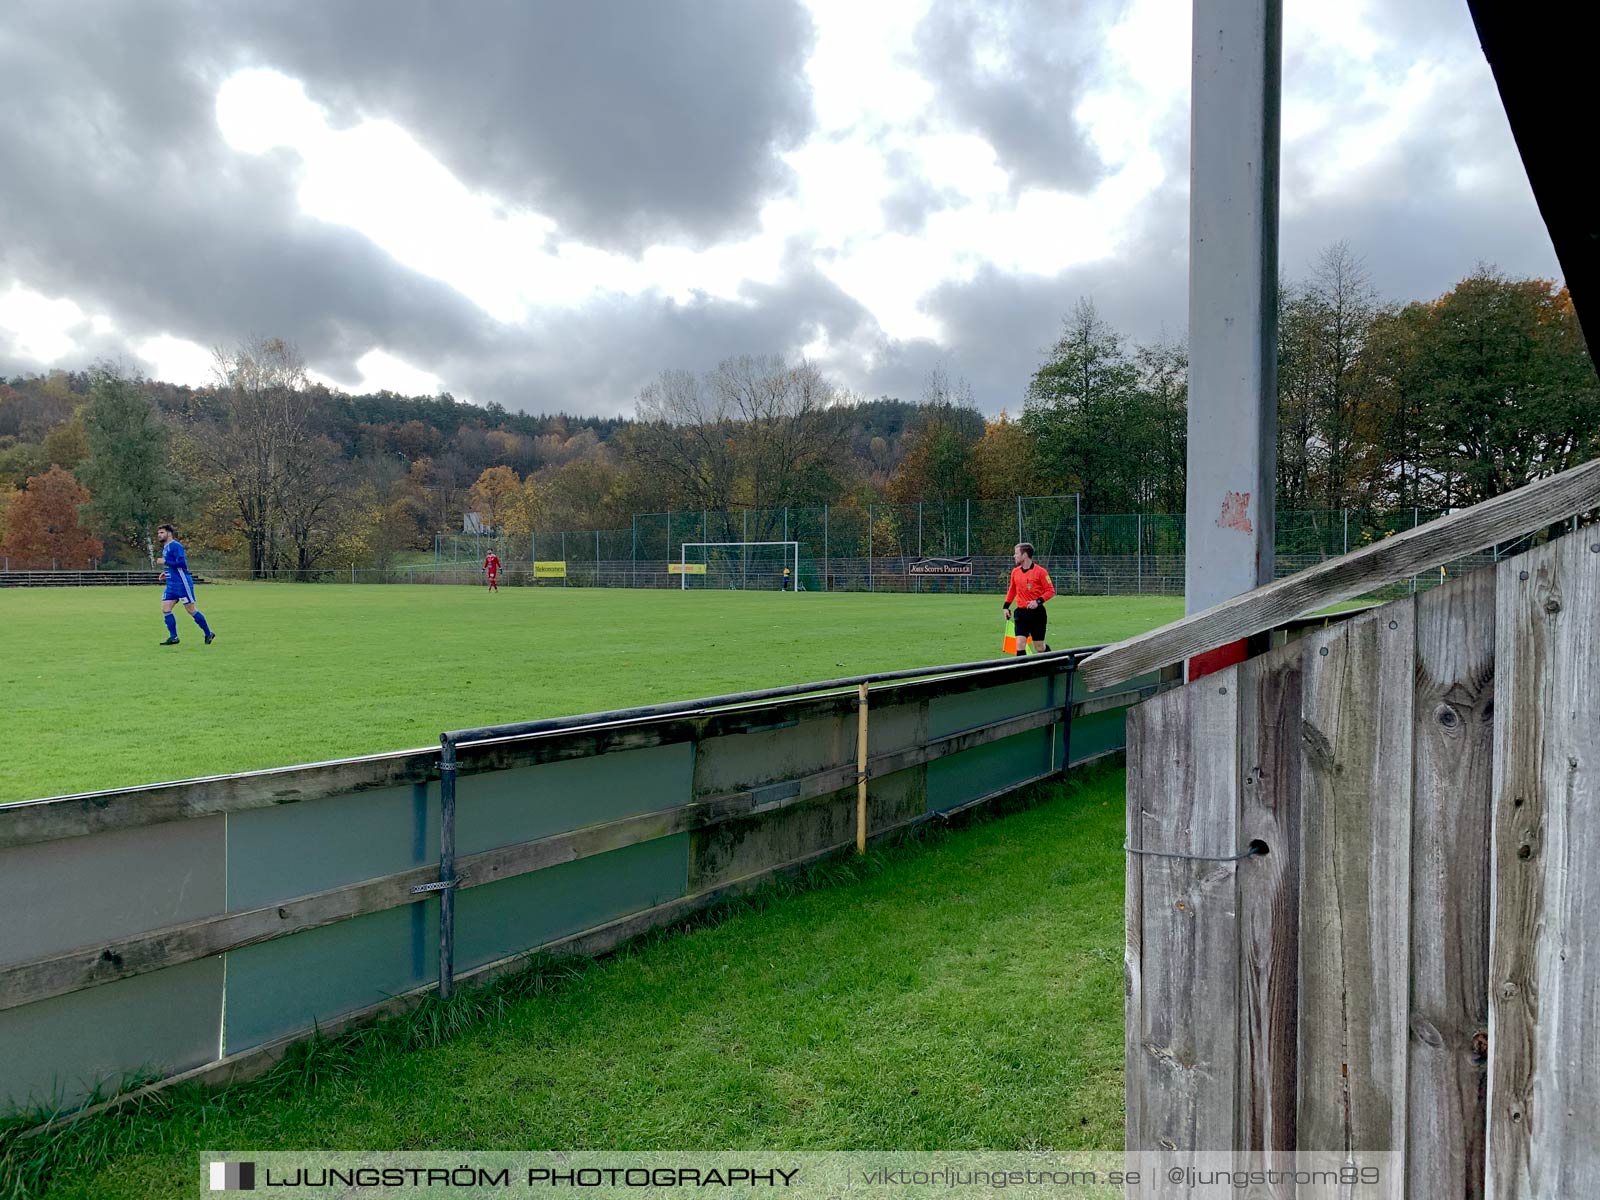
[191,610,212,636]
[164,612,178,638]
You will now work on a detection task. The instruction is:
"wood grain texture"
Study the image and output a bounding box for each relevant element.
[1079,458,1600,691]
[1125,671,1241,1158]
[1235,640,1303,1170]
[1487,532,1600,1198]
[1296,605,1415,1162]
[1407,570,1495,1199]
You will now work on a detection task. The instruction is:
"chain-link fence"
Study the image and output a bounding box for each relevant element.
[402,499,1507,597]
[24,500,1572,598]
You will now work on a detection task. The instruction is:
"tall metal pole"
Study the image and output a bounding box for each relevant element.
[595,529,601,586]
[868,503,874,592]
[823,503,830,592]
[560,531,566,587]
[631,515,637,588]
[1017,495,1023,544]
[1184,0,1281,676]
[1075,493,1082,592]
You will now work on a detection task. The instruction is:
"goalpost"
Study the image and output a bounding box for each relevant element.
[680,541,800,591]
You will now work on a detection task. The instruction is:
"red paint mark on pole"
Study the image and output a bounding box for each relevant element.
[1217,491,1253,533]
[1188,639,1249,682]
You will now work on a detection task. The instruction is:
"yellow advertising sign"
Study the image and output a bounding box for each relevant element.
[533,561,567,578]
[668,563,708,575]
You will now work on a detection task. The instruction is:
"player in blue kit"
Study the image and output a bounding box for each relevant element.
[155,523,216,646]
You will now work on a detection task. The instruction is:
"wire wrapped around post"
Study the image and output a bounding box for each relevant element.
[856,682,869,854]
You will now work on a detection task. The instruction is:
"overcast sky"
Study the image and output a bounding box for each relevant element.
[0,0,1562,417]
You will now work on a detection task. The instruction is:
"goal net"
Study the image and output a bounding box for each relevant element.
[679,542,800,591]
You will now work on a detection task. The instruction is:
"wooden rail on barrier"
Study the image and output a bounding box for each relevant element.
[1081,458,1600,690]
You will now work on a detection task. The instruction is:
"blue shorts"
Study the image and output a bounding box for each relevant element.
[163,573,197,604]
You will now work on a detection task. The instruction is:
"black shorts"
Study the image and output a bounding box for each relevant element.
[1013,604,1047,644]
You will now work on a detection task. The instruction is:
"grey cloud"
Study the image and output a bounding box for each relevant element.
[913,0,1111,194]
[0,0,497,383]
[871,179,1190,416]
[410,264,878,417]
[0,0,1570,424]
[0,0,822,408]
[228,0,817,252]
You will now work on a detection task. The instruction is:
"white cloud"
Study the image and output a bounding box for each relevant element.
[0,286,89,363]
[137,334,215,387]
[348,348,443,397]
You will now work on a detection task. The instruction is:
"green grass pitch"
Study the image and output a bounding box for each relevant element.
[0,583,1180,802]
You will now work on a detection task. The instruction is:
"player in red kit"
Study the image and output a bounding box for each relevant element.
[1001,542,1055,655]
[483,551,500,591]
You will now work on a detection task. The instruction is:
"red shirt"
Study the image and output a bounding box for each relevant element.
[484,554,500,574]
[1004,563,1055,608]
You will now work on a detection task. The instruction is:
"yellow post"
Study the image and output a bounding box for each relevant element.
[856,682,869,854]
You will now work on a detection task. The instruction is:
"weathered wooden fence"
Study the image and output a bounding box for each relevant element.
[0,650,1169,1121]
[1101,494,1600,1195]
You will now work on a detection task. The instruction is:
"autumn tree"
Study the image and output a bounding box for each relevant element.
[630,355,851,522]
[468,465,521,533]
[499,477,545,544]
[971,412,1040,499]
[42,418,89,471]
[1417,270,1600,505]
[887,373,981,503]
[195,337,319,575]
[0,466,103,569]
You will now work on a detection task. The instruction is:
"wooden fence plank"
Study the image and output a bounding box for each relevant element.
[1487,532,1600,1197]
[1235,641,1303,1168]
[1079,458,1600,691]
[1408,570,1496,1199]
[1125,692,1153,1154]
[1125,670,1241,1158]
[1297,606,1414,1163]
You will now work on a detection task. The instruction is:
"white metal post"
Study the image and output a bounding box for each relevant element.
[1075,493,1082,592]
[823,504,829,592]
[1184,0,1282,642]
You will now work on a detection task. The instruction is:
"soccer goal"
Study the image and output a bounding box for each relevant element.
[680,541,800,591]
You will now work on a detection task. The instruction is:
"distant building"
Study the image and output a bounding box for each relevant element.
[463,512,487,534]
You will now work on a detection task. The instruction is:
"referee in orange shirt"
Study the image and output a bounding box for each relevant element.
[1002,542,1056,656]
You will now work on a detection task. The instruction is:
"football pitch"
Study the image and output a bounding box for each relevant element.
[0,585,1183,803]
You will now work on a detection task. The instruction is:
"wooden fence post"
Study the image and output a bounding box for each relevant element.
[1297,610,1414,1160]
[1487,532,1600,1197]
